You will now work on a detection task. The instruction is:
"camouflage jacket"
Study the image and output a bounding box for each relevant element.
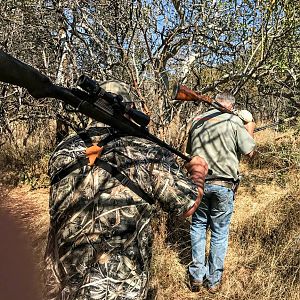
[44,126,198,300]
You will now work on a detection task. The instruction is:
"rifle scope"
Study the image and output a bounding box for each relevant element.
[77,75,150,128]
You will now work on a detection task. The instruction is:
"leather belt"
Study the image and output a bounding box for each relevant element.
[205,180,234,189]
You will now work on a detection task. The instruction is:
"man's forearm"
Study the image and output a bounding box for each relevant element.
[181,191,202,218]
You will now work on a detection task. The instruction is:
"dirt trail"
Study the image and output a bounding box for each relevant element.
[0,184,49,251]
[0,184,49,299]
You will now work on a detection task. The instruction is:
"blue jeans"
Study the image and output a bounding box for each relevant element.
[189,184,234,288]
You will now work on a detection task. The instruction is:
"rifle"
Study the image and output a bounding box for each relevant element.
[173,83,296,132]
[0,50,191,163]
[172,83,235,115]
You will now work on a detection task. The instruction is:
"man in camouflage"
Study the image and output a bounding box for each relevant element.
[0,51,207,300]
[44,80,208,300]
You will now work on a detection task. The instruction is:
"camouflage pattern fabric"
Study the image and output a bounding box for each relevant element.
[44,126,198,300]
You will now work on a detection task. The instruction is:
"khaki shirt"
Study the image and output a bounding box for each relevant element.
[44,126,198,300]
[187,109,255,181]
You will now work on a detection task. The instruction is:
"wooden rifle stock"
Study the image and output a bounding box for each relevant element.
[172,83,213,104]
[172,83,233,114]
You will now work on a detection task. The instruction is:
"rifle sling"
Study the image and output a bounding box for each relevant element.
[190,111,222,133]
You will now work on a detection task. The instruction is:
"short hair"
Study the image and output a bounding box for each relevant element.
[215,92,235,105]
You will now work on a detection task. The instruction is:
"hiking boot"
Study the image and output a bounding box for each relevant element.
[190,279,203,292]
[207,283,221,294]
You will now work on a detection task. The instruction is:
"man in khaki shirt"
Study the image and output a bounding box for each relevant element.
[186,92,256,292]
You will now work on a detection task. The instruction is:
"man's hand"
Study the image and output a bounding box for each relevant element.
[185,155,208,189]
[182,156,208,218]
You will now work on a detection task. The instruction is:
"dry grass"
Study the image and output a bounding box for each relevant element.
[0,127,299,300]
[0,120,54,187]
[149,128,300,300]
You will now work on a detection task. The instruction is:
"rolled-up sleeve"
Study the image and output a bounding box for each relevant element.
[236,121,256,155]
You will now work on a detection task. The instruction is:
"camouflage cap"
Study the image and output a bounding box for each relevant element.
[99,80,132,103]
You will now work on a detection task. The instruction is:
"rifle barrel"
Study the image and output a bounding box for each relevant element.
[254,117,296,133]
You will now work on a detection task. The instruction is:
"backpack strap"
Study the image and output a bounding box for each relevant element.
[50,133,121,185]
[94,159,155,205]
[50,130,155,205]
[51,157,89,185]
